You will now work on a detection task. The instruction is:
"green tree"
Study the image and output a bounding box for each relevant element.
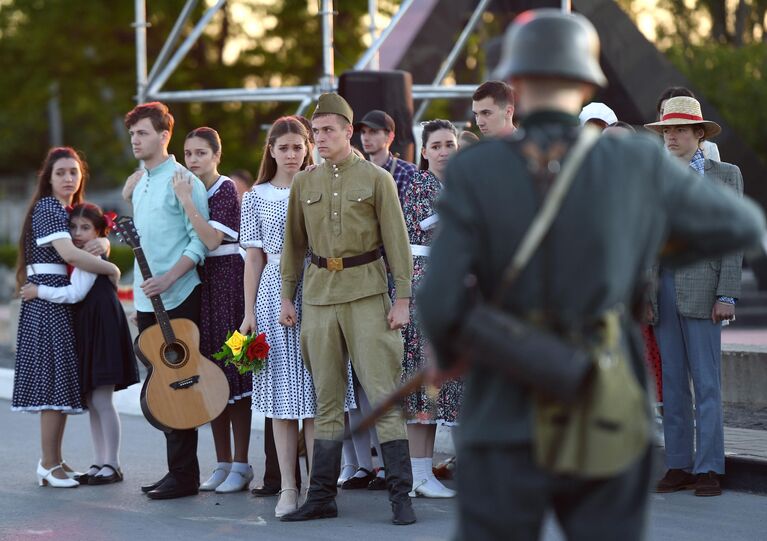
[619,0,767,163]
[0,1,385,187]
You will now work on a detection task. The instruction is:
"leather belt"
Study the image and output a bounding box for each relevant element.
[310,249,380,271]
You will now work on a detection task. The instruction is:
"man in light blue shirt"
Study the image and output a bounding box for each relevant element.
[124,101,209,500]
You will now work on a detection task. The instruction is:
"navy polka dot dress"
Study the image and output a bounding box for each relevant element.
[12,197,83,413]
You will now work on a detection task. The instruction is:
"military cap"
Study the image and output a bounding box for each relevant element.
[492,9,607,88]
[313,92,354,124]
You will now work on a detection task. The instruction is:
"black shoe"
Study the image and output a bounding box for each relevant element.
[341,468,375,489]
[381,440,416,525]
[141,473,171,493]
[146,477,198,500]
[280,439,342,522]
[367,473,386,491]
[89,465,124,485]
[251,485,280,497]
[74,464,102,485]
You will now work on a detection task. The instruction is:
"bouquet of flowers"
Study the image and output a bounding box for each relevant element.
[212,330,270,375]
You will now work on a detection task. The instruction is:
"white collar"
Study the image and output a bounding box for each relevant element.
[206,175,230,198]
[251,182,291,201]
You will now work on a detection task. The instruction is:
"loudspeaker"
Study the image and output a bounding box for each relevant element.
[338,70,415,162]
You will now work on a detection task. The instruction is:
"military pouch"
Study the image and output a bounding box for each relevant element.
[532,312,649,479]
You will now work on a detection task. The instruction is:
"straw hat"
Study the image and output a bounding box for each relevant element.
[644,96,721,138]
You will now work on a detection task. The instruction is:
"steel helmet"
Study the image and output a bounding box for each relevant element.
[492,9,607,88]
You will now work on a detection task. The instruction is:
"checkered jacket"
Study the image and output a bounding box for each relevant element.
[650,159,745,320]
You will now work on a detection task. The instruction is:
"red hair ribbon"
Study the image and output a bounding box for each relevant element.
[64,205,74,214]
[104,211,117,230]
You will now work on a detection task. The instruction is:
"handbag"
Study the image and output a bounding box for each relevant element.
[461,126,649,478]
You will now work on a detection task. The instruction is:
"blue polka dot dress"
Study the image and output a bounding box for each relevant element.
[12,197,83,414]
[240,183,356,419]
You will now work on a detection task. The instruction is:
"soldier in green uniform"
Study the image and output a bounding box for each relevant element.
[278,93,416,525]
[416,9,766,541]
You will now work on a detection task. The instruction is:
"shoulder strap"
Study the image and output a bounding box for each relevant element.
[388,157,398,175]
[491,126,601,305]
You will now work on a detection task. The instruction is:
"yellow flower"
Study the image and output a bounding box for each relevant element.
[225,330,246,356]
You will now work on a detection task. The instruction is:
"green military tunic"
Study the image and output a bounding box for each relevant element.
[281,150,413,442]
[416,111,765,539]
[282,151,412,303]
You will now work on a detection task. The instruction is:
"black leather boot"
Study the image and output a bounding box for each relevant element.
[381,439,417,525]
[280,439,342,522]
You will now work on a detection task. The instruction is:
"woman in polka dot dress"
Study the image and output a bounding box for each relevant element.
[171,127,253,494]
[239,117,315,517]
[13,147,121,488]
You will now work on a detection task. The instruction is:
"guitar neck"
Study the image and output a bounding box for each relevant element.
[133,246,176,344]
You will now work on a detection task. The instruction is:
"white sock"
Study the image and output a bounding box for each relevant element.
[411,457,427,483]
[230,462,249,473]
[352,468,369,478]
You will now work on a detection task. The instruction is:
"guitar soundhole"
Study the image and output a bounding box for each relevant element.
[162,341,188,367]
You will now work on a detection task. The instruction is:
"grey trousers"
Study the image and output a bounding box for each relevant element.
[655,269,725,474]
[455,442,652,541]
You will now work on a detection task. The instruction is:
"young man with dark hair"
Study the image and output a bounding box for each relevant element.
[645,96,742,497]
[123,101,209,500]
[355,109,417,202]
[471,80,515,137]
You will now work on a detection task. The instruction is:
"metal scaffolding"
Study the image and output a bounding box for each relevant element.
[133,0,484,112]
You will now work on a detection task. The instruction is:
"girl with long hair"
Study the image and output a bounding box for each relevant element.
[239,116,318,517]
[13,147,120,487]
[171,127,253,493]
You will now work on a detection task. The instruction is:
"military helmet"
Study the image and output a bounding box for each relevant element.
[492,9,607,88]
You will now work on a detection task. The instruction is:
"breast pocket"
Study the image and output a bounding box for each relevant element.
[346,188,374,205]
[301,191,324,220]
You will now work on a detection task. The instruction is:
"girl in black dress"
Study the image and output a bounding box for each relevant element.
[21,203,139,485]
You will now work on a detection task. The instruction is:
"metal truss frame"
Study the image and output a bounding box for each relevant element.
[132,0,502,114]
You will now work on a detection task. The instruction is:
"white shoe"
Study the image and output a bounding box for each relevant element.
[37,461,79,488]
[215,465,254,493]
[337,464,357,486]
[200,463,231,491]
[409,475,456,498]
[274,488,299,517]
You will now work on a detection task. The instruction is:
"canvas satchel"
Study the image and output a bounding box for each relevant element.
[461,126,649,478]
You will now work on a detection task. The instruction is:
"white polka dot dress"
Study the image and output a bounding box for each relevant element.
[12,197,84,414]
[240,183,356,419]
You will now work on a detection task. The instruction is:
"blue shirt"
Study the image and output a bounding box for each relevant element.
[131,155,209,312]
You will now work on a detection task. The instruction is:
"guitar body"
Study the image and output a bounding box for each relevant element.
[135,318,229,431]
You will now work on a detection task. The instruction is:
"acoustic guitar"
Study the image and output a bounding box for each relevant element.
[114,216,229,432]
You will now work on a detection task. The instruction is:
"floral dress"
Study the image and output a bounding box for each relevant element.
[12,197,83,413]
[400,170,463,425]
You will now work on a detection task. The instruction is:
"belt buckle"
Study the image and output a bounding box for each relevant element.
[327,257,344,271]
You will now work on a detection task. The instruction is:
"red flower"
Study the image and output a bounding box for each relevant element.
[246,333,270,360]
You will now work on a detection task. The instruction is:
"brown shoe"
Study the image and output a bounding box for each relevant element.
[656,469,696,493]
[694,471,722,497]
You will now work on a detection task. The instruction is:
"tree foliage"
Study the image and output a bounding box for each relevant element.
[0,0,378,187]
[618,0,767,163]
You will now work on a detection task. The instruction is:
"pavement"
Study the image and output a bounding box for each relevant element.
[1,402,766,541]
